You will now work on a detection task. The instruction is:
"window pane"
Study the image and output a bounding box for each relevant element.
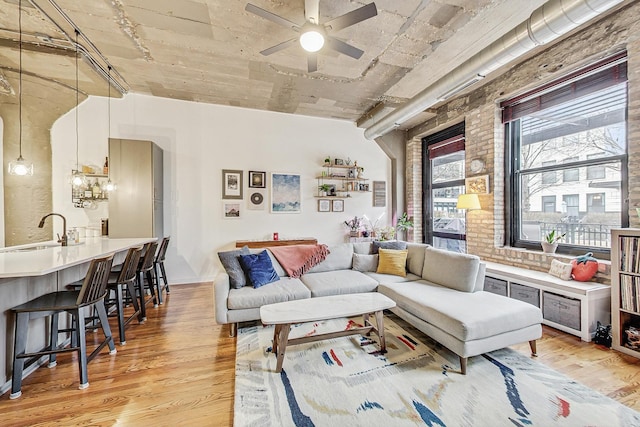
[433,236,466,253]
[431,152,465,184]
[563,157,579,182]
[432,185,465,234]
[519,163,621,248]
[519,85,627,170]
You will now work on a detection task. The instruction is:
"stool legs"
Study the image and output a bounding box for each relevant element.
[75,308,89,389]
[49,314,59,368]
[10,312,29,399]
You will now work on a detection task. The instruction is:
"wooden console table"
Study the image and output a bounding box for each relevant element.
[235,238,317,249]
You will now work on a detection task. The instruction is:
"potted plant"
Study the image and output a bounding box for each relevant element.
[541,230,565,253]
[395,212,414,241]
[344,216,362,237]
[318,184,331,197]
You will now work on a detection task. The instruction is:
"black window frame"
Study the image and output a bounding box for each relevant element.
[504,53,629,258]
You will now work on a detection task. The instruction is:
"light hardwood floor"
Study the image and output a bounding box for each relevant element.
[1,283,639,426]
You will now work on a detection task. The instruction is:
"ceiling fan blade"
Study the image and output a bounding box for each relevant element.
[305,0,320,24]
[245,3,300,30]
[325,36,364,59]
[260,37,298,56]
[307,53,318,73]
[324,2,377,32]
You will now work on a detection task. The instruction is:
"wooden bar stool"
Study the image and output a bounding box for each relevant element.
[154,237,170,304]
[137,241,159,320]
[9,254,116,399]
[105,245,144,345]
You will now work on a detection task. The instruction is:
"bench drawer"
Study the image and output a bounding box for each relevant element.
[509,282,540,307]
[484,276,508,296]
[543,292,581,330]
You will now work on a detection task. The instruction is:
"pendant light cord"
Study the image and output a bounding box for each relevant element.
[18,0,23,159]
[75,29,79,171]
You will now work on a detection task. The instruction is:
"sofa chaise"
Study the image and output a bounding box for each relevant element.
[214,241,542,373]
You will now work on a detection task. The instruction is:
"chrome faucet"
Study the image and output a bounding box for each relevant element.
[38,213,68,246]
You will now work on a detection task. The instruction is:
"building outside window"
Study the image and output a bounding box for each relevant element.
[503,54,628,256]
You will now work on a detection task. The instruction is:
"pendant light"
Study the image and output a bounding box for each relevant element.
[70,29,86,189]
[8,0,34,176]
[104,65,115,192]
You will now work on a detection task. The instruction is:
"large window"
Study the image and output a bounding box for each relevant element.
[423,122,467,253]
[504,54,628,256]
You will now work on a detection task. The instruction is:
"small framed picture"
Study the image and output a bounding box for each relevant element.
[249,171,266,188]
[318,199,331,212]
[465,174,490,194]
[332,199,344,212]
[334,158,344,166]
[223,202,241,219]
[222,169,243,199]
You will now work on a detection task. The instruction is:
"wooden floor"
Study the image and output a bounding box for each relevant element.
[1,283,639,426]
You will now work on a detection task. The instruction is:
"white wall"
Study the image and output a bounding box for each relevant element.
[51,93,392,284]
[0,118,4,246]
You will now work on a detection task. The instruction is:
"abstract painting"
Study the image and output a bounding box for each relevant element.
[271,173,301,213]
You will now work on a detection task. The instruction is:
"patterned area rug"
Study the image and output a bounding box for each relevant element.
[234,316,640,427]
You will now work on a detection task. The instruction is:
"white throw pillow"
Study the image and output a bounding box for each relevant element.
[549,259,573,281]
[352,253,379,272]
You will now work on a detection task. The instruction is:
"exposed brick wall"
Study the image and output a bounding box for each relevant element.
[406,2,640,282]
[405,138,422,243]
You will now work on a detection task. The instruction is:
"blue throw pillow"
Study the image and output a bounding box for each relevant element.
[372,240,407,254]
[218,246,250,289]
[238,250,279,288]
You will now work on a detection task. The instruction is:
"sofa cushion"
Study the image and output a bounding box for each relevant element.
[422,247,480,292]
[378,281,543,341]
[376,249,408,277]
[372,240,407,254]
[218,246,250,289]
[406,243,428,276]
[300,270,378,297]
[238,250,279,288]
[307,243,354,273]
[248,248,286,277]
[352,242,372,254]
[352,253,378,272]
[365,272,421,284]
[227,277,310,309]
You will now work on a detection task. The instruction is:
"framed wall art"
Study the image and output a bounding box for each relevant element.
[247,190,266,210]
[372,181,386,207]
[223,202,241,219]
[465,174,489,194]
[318,199,331,212]
[248,171,266,188]
[332,199,344,212]
[222,169,243,199]
[271,173,301,213]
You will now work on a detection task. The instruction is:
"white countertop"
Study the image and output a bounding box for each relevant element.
[0,237,156,278]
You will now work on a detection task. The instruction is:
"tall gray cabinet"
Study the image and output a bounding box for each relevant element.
[108,138,163,239]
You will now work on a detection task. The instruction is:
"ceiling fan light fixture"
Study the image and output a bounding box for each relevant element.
[300,28,324,52]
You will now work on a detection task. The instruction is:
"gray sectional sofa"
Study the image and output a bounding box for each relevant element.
[214,242,542,374]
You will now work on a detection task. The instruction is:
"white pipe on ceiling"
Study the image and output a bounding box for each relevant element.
[363,0,625,140]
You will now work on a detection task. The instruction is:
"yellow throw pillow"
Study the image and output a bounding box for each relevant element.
[376,248,408,277]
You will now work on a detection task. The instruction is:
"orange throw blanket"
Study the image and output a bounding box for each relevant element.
[269,244,330,279]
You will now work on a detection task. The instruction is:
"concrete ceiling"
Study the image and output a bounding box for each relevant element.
[1,0,554,128]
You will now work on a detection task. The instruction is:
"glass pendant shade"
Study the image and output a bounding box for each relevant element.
[71,170,86,187]
[104,179,116,192]
[8,156,33,176]
[300,29,324,52]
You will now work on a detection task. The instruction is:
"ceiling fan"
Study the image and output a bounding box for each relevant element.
[245,0,378,72]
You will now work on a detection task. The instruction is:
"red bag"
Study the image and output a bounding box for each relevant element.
[571,252,598,282]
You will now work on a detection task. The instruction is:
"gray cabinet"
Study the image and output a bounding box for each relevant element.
[108,138,163,239]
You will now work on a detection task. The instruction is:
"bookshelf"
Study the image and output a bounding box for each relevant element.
[611,228,640,358]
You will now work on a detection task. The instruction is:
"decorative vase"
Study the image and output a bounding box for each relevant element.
[350,230,359,237]
[541,242,558,253]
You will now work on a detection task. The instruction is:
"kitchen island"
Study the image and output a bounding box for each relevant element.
[0,236,156,396]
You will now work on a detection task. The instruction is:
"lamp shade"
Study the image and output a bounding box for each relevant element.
[457,193,481,210]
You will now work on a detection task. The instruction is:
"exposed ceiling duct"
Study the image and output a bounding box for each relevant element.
[363,0,625,141]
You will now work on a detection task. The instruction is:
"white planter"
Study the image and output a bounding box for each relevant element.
[541,242,558,253]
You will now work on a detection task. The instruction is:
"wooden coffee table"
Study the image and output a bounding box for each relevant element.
[260,293,396,372]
